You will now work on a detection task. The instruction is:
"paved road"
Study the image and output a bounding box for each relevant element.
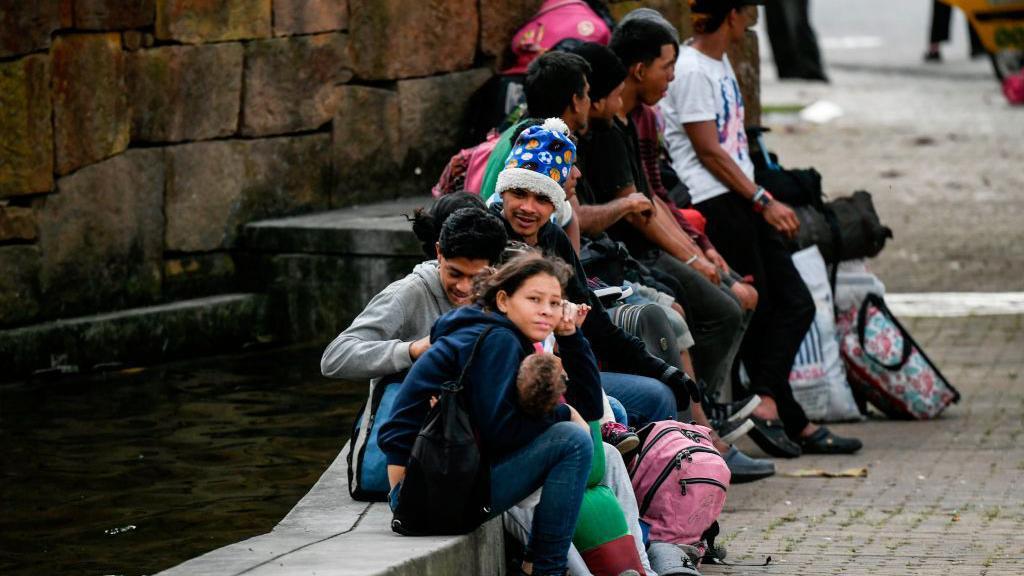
[719,314,1024,576]
[751,2,1022,294]
[756,1,988,73]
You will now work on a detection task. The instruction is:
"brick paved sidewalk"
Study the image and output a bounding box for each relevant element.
[715,315,1024,575]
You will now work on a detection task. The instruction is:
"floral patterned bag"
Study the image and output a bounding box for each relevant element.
[838,293,959,419]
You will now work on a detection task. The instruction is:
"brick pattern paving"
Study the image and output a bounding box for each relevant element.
[717,315,1024,576]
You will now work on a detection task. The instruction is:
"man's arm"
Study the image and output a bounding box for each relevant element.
[321,289,419,379]
[575,192,653,237]
[684,120,800,238]
[612,184,721,284]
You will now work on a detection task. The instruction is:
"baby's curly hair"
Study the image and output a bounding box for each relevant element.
[517,353,567,417]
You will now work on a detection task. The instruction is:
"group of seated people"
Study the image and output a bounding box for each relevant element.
[320,2,862,575]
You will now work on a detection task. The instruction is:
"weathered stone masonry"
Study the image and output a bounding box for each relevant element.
[0,0,759,335]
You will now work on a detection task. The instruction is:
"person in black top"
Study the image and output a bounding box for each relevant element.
[570,25,773,482]
[491,117,700,429]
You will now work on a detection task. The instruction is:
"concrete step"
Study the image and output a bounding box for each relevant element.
[242,199,429,344]
[156,443,505,576]
[243,198,425,256]
[0,293,271,380]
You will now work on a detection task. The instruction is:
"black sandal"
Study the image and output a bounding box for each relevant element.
[748,416,802,458]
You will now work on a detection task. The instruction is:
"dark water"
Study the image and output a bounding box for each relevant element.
[0,345,366,576]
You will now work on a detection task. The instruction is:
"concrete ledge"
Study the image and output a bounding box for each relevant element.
[0,293,271,380]
[157,444,506,576]
[243,198,425,256]
[242,199,430,343]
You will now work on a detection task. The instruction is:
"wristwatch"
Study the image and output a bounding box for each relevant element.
[752,186,774,213]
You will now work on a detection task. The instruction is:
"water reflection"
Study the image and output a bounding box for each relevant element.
[0,344,365,576]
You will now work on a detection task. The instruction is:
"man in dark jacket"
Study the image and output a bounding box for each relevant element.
[491,117,699,428]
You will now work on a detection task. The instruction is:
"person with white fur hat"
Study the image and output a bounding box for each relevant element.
[490,117,705,438]
[495,117,577,244]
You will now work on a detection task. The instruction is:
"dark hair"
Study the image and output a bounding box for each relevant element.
[609,18,679,69]
[570,42,628,102]
[473,252,573,311]
[437,207,508,264]
[517,353,567,416]
[525,51,592,118]
[411,192,486,259]
[689,1,736,34]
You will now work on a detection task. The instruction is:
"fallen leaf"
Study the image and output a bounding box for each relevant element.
[784,467,868,478]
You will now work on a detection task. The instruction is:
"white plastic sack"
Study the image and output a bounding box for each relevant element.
[789,247,861,422]
[834,259,886,312]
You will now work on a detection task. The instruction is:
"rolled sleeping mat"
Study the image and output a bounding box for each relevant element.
[646,541,702,576]
[608,303,681,369]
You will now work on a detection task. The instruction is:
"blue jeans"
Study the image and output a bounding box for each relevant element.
[607,396,628,426]
[600,372,677,429]
[490,421,593,575]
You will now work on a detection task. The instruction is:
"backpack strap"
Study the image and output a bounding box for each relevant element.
[450,325,496,392]
[856,293,913,370]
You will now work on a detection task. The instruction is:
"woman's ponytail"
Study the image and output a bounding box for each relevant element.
[407,192,488,260]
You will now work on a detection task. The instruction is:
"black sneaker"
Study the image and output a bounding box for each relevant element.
[601,421,640,457]
[704,393,761,428]
[716,417,754,444]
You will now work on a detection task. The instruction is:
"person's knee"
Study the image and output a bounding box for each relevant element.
[550,421,594,461]
[639,378,678,423]
[713,291,746,338]
[656,382,677,417]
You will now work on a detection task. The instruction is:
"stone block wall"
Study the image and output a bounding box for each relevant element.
[0,0,759,331]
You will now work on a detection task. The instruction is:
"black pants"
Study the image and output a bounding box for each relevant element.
[929,0,985,54]
[641,251,750,397]
[765,0,828,81]
[696,192,815,438]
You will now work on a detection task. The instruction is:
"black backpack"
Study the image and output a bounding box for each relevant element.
[579,235,681,300]
[755,166,825,211]
[391,326,494,536]
[788,191,894,264]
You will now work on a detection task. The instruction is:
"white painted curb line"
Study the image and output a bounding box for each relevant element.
[884,292,1024,317]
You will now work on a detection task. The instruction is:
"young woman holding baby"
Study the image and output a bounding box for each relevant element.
[378,252,601,576]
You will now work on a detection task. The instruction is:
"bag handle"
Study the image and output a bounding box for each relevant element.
[447,325,496,392]
[856,293,913,371]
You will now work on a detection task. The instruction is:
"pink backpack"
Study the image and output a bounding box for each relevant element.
[504,0,612,75]
[628,421,730,552]
[431,131,500,198]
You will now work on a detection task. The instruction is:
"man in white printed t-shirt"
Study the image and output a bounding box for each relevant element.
[660,0,863,458]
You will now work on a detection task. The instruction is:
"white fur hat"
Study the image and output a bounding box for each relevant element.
[495,117,576,225]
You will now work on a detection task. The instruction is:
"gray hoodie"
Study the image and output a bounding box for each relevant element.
[320,261,453,381]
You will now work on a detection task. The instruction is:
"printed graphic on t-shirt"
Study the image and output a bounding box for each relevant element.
[716,76,747,164]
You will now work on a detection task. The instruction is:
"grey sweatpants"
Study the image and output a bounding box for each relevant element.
[503,442,656,576]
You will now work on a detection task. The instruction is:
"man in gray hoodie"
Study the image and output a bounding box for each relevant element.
[320,204,507,381]
[321,201,657,575]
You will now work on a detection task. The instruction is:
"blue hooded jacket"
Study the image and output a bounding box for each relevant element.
[378,306,602,467]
